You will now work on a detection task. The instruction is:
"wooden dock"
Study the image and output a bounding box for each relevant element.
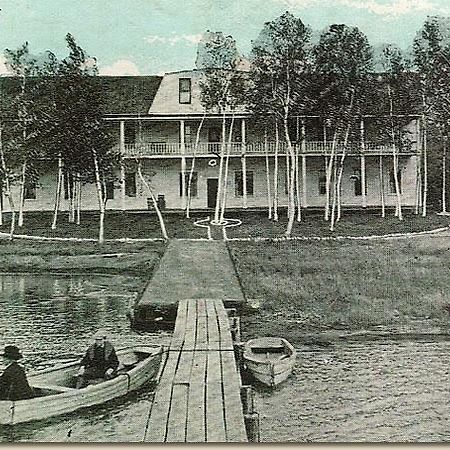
[143,298,248,443]
[133,241,245,328]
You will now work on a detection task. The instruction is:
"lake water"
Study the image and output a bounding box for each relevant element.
[0,273,450,442]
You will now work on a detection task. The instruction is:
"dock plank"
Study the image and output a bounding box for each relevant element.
[173,300,196,384]
[195,299,208,351]
[186,349,207,443]
[166,384,188,442]
[144,349,181,442]
[206,349,226,442]
[171,299,188,350]
[145,298,247,443]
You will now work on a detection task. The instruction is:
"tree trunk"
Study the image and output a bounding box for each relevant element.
[68,173,75,223]
[387,84,402,221]
[186,114,206,218]
[220,113,235,223]
[325,129,339,221]
[213,111,226,224]
[442,140,447,214]
[76,173,81,225]
[264,129,272,219]
[51,156,64,230]
[421,112,428,217]
[18,161,27,227]
[284,115,296,237]
[379,155,385,218]
[0,126,16,240]
[92,149,105,244]
[137,163,168,240]
[295,143,301,222]
[273,121,279,222]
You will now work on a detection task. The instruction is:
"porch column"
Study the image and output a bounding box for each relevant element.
[301,119,307,207]
[242,118,247,208]
[119,120,126,211]
[180,120,186,210]
[360,118,367,208]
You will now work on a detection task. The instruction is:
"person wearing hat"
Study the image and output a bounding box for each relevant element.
[0,345,34,401]
[76,329,119,388]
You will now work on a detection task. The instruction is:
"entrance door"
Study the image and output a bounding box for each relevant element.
[207,178,219,209]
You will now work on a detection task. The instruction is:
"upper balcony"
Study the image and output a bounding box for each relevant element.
[121,141,418,158]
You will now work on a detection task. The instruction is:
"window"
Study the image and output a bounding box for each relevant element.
[125,172,136,197]
[105,181,115,200]
[351,168,362,196]
[179,172,198,197]
[125,122,136,144]
[235,171,254,197]
[24,181,37,200]
[389,169,402,194]
[318,170,326,195]
[179,78,192,104]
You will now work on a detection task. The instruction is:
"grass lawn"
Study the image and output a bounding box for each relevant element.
[0,211,208,240]
[0,209,448,240]
[229,235,450,344]
[224,209,450,238]
[0,239,166,275]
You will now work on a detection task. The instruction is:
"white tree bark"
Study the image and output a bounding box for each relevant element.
[92,149,105,244]
[273,121,279,222]
[379,155,385,218]
[17,161,26,227]
[220,113,235,223]
[0,126,16,240]
[51,156,63,230]
[442,140,447,214]
[137,163,168,240]
[186,114,206,218]
[264,129,272,219]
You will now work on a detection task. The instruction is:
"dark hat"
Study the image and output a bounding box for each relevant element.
[1,345,23,360]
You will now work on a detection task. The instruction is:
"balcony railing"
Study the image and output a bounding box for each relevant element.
[121,141,415,157]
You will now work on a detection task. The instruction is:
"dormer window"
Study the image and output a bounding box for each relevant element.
[179,78,191,104]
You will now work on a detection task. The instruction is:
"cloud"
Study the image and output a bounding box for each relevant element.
[275,0,438,16]
[144,33,202,47]
[99,59,140,76]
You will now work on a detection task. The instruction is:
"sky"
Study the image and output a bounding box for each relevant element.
[1,0,450,76]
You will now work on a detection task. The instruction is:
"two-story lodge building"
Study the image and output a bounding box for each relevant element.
[1,69,421,214]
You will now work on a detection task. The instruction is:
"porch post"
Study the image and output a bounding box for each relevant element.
[301,119,307,207]
[242,118,247,208]
[360,118,367,208]
[180,120,186,210]
[120,120,126,211]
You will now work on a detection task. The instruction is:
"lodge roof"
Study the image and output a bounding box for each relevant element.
[98,76,162,115]
[0,75,163,117]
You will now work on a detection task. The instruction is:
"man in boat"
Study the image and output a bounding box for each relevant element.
[0,345,34,400]
[76,330,119,388]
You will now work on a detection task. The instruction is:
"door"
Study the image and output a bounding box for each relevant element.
[207,178,219,209]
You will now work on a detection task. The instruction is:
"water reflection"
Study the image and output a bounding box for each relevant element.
[0,273,171,443]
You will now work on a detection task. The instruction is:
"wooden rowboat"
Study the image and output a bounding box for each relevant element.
[243,337,296,387]
[0,345,163,425]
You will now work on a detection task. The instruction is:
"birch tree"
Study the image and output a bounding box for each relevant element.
[313,24,372,231]
[414,17,450,215]
[249,12,312,236]
[197,31,242,224]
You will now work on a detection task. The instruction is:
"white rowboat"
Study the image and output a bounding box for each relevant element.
[243,337,296,387]
[0,345,163,425]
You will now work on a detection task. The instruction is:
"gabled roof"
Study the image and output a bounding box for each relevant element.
[0,75,163,117]
[99,76,162,115]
